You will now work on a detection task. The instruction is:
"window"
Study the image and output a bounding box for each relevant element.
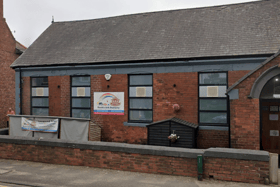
[71,76,91,118]
[128,75,153,122]
[31,77,49,116]
[260,75,280,99]
[198,72,228,126]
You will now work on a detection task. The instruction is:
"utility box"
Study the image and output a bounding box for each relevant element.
[147,117,198,148]
[197,155,203,181]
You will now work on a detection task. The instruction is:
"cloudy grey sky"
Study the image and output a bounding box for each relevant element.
[4,0,258,47]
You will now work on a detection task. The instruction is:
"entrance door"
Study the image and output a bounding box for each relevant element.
[261,99,280,154]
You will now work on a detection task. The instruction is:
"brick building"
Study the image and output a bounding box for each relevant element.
[0,0,25,128]
[10,0,280,152]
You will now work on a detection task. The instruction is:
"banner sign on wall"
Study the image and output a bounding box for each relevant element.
[21,117,59,132]
[94,92,124,115]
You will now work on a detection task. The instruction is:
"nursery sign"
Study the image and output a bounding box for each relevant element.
[94,92,124,115]
[21,117,58,132]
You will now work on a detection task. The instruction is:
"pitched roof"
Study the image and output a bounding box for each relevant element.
[16,41,27,54]
[147,117,198,129]
[11,0,280,68]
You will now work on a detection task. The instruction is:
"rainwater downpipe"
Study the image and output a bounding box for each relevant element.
[226,93,231,148]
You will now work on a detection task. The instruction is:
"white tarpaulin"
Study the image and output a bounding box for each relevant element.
[10,116,33,137]
[21,117,58,132]
[34,132,58,139]
[60,119,89,141]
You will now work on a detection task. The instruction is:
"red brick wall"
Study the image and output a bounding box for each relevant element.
[153,72,198,123]
[49,76,62,116]
[91,74,147,144]
[231,55,280,149]
[20,69,256,146]
[197,130,229,149]
[0,0,2,19]
[48,76,71,117]
[0,141,269,184]
[0,142,198,177]
[60,76,70,117]
[90,72,199,144]
[0,5,19,127]
[228,70,250,87]
[204,157,269,184]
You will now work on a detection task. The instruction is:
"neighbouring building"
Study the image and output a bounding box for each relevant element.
[0,0,25,128]
[10,0,280,153]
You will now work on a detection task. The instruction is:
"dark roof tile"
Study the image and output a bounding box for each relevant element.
[11,0,280,68]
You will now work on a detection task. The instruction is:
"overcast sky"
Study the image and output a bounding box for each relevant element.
[4,0,258,47]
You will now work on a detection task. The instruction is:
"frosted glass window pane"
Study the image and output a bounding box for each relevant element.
[200,112,227,123]
[32,108,49,116]
[72,77,90,86]
[130,99,152,109]
[199,87,207,97]
[130,75,152,85]
[72,87,90,97]
[199,86,227,97]
[32,98,49,107]
[129,87,153,97]
[199,73,227,84]
[72,109,90,118]
[32,88,49,96]
[218,86,227,97]
[72,98,90,108]
[129,110,152,121]
[200,99,227,111]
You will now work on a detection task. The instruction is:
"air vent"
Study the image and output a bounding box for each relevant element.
[36,88,44,96]
[207,86,218,97]
[136,87,146,97]
[77,87,86,96]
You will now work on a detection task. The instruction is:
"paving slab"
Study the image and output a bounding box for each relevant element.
[0,159,277,187]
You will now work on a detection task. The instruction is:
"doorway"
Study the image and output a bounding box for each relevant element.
[260,99,280,154]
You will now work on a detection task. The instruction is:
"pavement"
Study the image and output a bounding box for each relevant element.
[0,159,278,187]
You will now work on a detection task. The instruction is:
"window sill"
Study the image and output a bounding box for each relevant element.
[199,126,229,131]
[123,122,149,127]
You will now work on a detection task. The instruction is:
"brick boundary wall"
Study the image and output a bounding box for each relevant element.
[203,148,269,184]
[0,136,270,184]
[197,130,229,149]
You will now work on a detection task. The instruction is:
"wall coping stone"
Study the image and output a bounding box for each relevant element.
[204,148,269,162]
[0,136,270,161]
[0,136,204,158]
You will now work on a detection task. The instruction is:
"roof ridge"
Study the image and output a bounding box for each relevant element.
[53,0,263,24]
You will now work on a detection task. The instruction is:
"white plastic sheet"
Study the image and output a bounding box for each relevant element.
[34,131,58,139]
[9,116,32,137]
[60,119,89,141]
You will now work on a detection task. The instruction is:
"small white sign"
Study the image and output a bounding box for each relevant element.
[270,130,279,136]
[273,94,280,98]
[269,114,279,121]
[270,106,279,112]
[105,74,112,81]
